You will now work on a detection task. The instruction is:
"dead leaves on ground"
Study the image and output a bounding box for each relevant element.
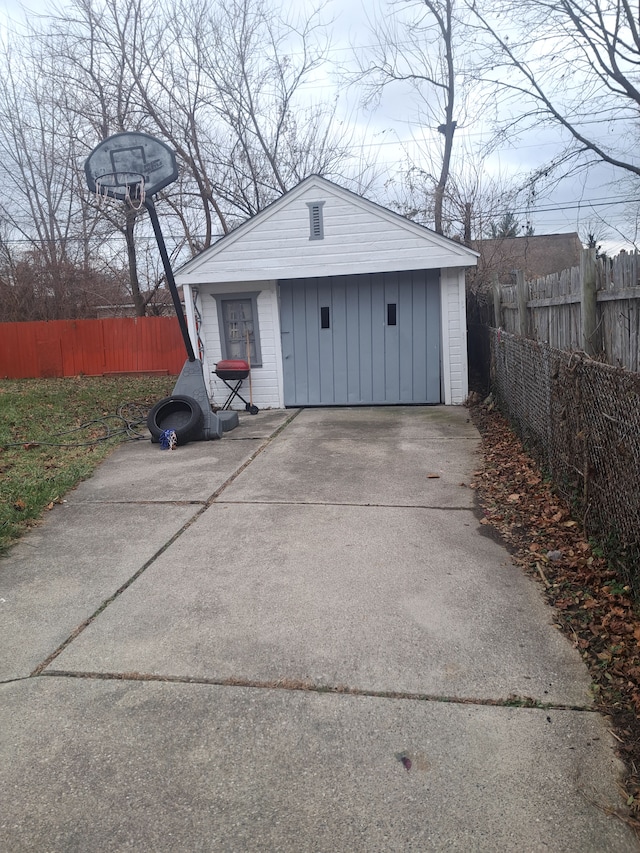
[469,403,640,814]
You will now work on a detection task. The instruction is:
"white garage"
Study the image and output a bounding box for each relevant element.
[176,175,478,409]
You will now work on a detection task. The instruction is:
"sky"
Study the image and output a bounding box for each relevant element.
[1,0,637,254]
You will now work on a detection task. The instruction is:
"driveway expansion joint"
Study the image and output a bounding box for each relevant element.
[36,670,595,713]
[68,500,207,506]
[0,675,33,686]
[226,436,272,441]
[215,500,475,511]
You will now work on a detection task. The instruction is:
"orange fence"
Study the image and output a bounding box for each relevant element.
[0,317,187,379]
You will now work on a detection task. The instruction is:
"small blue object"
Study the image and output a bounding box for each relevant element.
[159,429,177,450]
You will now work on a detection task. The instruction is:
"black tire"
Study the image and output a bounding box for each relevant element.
[147,395,204,445]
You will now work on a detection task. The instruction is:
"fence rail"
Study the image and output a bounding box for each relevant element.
[0,317,186,379]
[494,249,640,371]
[491,330,640,594]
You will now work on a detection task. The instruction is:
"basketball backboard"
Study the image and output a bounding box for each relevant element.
[85,132,178,201]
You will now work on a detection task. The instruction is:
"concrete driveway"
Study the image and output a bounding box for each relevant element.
[1,406,636,851]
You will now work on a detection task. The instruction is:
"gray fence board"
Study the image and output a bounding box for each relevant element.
[495,249,640,372]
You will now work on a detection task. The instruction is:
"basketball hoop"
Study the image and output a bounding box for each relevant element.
[85,131,197,364]
[94,172,146,210]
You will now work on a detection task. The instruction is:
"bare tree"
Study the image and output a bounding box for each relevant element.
[0,32,108,318]
[0,2,158,317]
[132,0,354,228]
[0,0,368,321]
[43,0,168,315]
[384,148,528,243]
[52,0,354,245]
[467,0,640,183]
[354,0,474,234]
[0,46,73,261]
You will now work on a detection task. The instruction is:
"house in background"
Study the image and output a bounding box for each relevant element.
[471,232,583,290]
[176,175,478,410]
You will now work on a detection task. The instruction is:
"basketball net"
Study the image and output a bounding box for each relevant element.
[94,173,146,211]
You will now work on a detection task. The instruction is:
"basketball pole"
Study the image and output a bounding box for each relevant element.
[144,197,196,363]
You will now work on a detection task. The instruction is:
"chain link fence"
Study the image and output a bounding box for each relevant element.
[491,330,640,593]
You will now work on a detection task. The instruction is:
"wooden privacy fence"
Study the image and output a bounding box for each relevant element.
[494,248,640,371]
[0,317,186,379]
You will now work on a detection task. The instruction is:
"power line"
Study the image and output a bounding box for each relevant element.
[2,194,637,249]
[508,198,639,216]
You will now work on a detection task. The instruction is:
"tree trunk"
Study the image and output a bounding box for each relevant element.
[125,206,145,317]
[464,202,472,244]
[434,119,456,235]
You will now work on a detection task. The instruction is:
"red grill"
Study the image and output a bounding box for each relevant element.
[215,359,250,381]
[213,359,258,414]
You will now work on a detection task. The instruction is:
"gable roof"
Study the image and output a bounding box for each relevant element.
[176,175,478,285]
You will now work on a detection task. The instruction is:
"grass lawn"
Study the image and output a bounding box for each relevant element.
[0,375,176,554]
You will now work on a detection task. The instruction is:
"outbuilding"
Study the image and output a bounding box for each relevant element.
[176,175,478,409]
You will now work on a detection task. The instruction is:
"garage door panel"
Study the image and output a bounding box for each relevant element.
[292,280,311,404]
[304,278,321,404]
[398,271,417,402]
[345,279,361,404]
[426,272,441,401]
[370,274,386,403]
[280,282,295,404]
[414,273,428,390]
[382,272,398,402]
[357,277,374,402]
[317,278,334,404]
[280,271,440,406]
[331,277,348,403]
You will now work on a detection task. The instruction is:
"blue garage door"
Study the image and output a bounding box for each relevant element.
[280,269,441,406]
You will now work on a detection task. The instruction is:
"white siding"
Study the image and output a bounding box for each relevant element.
[191,281,283,410]
[187,269,468,409]
[180,177,476,409]
[176,180,477,286]
[440,268,468,405]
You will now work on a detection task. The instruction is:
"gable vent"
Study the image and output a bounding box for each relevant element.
[307,201,325,240]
